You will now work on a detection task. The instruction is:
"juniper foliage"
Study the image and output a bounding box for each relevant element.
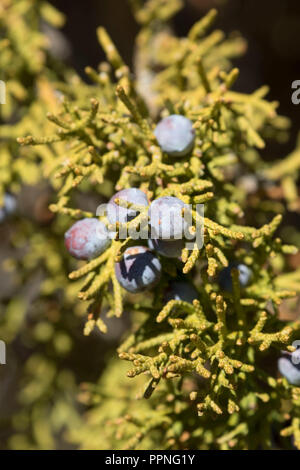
[1,0,300,450]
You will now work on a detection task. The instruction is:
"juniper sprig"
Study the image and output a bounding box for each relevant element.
[1,0,300,451]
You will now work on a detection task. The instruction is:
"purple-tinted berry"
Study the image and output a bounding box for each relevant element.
[219,263,251,291]
[154,115,195,157]
[148,238,184,258]
[278,350,300,386]
[65,218,110,260]
[164,281,198,303]
[0,193,17,222]
[115,246,161,293]
[148,196,190,240]
[107,188,148,225]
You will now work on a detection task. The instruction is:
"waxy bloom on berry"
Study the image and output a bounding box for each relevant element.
[148,196,191,240]
[278,350,300,386]
[65,218,110,260]
[154,115,195,157]
[107,188,148,226]
[115,246,161,293]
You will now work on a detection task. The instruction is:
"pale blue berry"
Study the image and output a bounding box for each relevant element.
[107,188,148,225]
[219,263,252,291]
[278,350,300,386]
[148,238,184,258]
[154,115,195,157]
[164,281,198,303]
[0,193,17,222]
[148,196,191,240]
[115,246,161,293]
[65,218,110,260]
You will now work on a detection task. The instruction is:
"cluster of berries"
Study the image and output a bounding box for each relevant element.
[64,115,198,299]
[65,187,190,294]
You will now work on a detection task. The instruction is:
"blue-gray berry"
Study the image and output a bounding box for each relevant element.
[148,238,184,258]
[115,246,161,293]
[278,350,300,386]
[148,196,191,240]
[65,218,110,260]
[107,188,149,225]
[154,115,195,157]
[164,281,198,303]
[219,263,252,291]
[0,193,17,222]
